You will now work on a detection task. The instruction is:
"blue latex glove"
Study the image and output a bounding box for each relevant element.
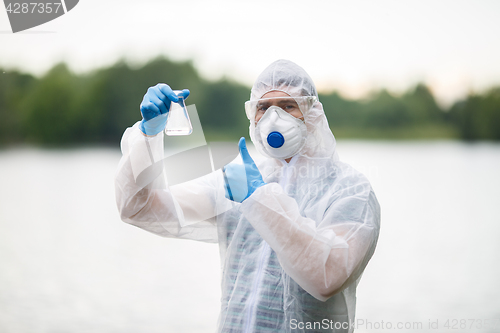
[139,84,190,136]
[223,137,266,202]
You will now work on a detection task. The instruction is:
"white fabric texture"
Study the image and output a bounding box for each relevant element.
[115,59,380,332]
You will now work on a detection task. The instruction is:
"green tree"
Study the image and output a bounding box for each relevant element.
[21,63,79,144]
[401,84,444,124]
[0,69,35,144]
[197,78,249,140]
[361,89,412,128]
[449,88,500,140]
[319,92,364,128]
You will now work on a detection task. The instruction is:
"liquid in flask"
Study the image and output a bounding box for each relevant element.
[165,91,193,136]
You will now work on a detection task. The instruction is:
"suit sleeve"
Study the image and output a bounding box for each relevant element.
[114,122,231,243]
[239,175,380,301]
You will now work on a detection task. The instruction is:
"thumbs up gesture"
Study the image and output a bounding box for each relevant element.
[223,138,266,202]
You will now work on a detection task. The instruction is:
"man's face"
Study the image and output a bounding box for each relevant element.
[255,91,304,123]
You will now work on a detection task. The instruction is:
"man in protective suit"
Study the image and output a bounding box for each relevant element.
[115,59,380,332]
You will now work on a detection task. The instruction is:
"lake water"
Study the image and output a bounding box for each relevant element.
[1,141,500,333]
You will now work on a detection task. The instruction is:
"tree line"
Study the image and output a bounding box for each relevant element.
[0,56,499,146]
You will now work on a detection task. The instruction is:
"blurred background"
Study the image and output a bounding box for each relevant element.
[1,0,500,332]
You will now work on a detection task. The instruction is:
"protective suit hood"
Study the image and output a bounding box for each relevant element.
[248,59,339,161]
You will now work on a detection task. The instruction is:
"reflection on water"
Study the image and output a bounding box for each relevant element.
[1,142,499,333]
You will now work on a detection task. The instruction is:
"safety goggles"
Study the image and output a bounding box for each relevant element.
[245,96,317,122]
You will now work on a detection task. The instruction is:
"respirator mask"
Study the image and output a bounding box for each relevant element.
[245,95,316,160]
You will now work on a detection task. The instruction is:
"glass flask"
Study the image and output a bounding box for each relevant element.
[165,90,193,136]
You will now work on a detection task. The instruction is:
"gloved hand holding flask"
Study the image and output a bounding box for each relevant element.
[139,83,191,136]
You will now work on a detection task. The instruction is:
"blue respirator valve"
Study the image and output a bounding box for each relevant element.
[267,131,285,148]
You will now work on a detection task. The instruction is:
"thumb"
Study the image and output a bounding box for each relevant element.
[180,89,190,99]
[238,137,255,166]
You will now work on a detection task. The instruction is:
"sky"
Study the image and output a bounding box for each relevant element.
[1,0,500,106]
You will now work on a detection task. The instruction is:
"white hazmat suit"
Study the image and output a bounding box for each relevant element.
[115,60,381,332]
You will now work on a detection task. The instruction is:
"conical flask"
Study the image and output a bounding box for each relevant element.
[165,90,193,136]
